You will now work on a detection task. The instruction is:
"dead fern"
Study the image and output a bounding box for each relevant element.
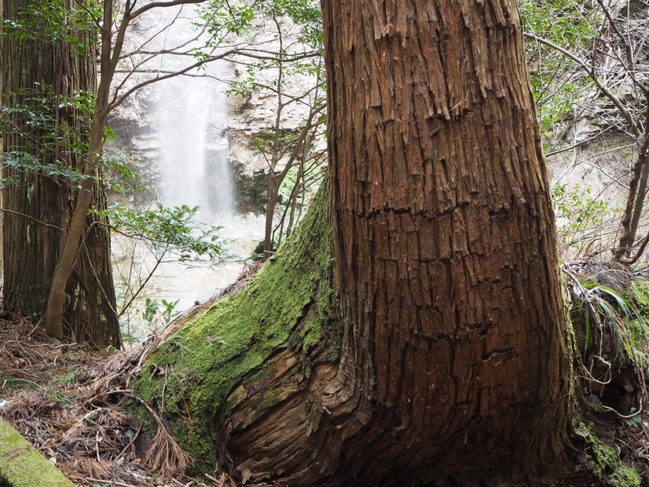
[112,390,194,478]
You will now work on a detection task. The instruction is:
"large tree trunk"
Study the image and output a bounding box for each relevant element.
[322,0,569,481]
[134,0,569,484]
[1,0,121,348]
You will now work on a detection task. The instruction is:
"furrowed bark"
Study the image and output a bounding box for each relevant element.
[2,0,120,347]
[135,1,570,485]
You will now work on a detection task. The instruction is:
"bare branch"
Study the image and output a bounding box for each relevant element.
[524,31,641,137]
[131,0,207,18]
[0,208,62,231]
[617,230,649,265]
[107,47,241,112]
[74,0,102,30]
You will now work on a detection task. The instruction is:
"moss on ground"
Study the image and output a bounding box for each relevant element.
[0,418,73,487]
[132,186,336,471]
[576,421,643,487]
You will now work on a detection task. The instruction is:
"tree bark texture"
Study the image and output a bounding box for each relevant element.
[244,0,569,482]
[135,0,569,485]
[1,0,120,348]
[322,0,570,482]
[0,0,4,276]
[243,0,569,482]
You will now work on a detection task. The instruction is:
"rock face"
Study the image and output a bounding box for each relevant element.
[105,85,159,207]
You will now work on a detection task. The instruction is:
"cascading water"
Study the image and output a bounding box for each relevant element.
[153,8,235,219]
[122,4,263,320]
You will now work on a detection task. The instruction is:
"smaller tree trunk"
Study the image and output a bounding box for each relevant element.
[614,110,649,261]
[262,175,278,261]
[3,0,120,348]
[46,0,127,345]
[46,134,104,340]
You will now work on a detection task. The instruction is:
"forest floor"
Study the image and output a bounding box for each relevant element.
[1,263,649,486]
[0,317,235,487]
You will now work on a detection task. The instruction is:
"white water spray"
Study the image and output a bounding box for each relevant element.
[152,7,235,220]
[127,5,263,316]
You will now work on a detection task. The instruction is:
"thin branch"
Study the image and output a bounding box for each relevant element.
[73,0,102,30]
[594,0,637,81]
[546,127,613,156]
[107,47,240,112]
[130,0,207,18]
[524,32,640,137]
[618,230,649,265]
[117,253,165,318]
[0,208,62,231]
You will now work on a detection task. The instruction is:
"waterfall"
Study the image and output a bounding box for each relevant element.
[152,5,235,222]
[116,3,263,323]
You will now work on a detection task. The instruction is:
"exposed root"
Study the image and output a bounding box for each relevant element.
[146,421,194,478]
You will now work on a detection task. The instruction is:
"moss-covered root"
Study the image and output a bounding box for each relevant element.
[0,418,74,487]
[132,185,337,473]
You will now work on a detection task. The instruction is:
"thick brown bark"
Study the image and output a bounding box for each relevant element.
[216,1,570,485]
[0,0,3,276]
[324,0,569,480]
[134,0,569,485]
[1,0,120,348]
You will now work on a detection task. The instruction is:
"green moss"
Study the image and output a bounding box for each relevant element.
[576,421,642,487]
[630,279,649,317]
[625,280,649,366]
[0,418,73,487]
[132,185,337,472]
[609,463,642,487]
[592,441,642,487]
